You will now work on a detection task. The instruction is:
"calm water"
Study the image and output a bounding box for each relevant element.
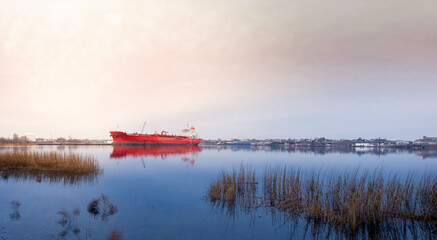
[1,145,437,239]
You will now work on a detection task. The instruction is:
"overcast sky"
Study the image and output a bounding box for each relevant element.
[1,0,436,140]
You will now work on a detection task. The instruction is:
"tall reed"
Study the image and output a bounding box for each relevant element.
[207,166,437,230]
[207,165,258,216]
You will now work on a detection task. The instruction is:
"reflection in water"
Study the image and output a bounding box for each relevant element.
[268,213,437,240]
[202,145,437,158]
[2,145,437,239]
[107,228,123,240]
[416,150,437,159]
[110,146,201,165]
[9,200,21,221]
[1,170,101,186]
[57,208,81,239]
[52,195,119,240]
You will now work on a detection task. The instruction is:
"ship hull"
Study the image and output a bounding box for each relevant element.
[110,131,202,146]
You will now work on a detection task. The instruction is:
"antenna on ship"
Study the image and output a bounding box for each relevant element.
[141,121,147,134]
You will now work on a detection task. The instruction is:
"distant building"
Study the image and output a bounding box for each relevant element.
[354,143,374,147]
[24,133,36,142]
[423,136,437,142]
[396,141,410,147]
[414,136,437,146]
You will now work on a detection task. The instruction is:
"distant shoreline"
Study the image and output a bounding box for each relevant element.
[0,143,436,150]
[0,143,111,146]
[199,143,437,150]
[0,143,37,146]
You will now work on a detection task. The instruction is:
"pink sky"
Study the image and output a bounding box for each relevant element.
[1,0,436,140]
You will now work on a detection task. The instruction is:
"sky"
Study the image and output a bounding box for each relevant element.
[1,0,436,140]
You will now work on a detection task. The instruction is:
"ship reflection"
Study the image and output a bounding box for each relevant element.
[110,146,201,165]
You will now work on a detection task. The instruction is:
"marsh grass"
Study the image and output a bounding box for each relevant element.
[207,166,437,232]
[207,165,258,216]
[87,194,118,221]
[0,150,101,184]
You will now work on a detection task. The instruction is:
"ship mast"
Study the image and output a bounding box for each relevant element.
[141,121,147,134]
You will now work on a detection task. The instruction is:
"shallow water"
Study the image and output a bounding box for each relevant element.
[1,145,437,239]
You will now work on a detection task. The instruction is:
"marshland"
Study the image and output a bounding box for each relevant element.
[0,149,102,184]
[207,166,437,236]
[1,145,437,239]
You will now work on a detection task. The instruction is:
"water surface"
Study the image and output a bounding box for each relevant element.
[1,145,436,239]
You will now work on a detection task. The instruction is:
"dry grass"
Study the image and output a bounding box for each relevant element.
[207,166,437,231]
[0,150,101,184]
[208,166,257,203]
[0,150,99,172]
[207,166,258,217]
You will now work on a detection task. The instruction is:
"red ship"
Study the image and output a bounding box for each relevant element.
[110,124,202,145]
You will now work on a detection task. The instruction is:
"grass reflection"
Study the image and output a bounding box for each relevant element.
[51,195,119,240]
[57,208,81,238]
[107,228,123,240]
[9,200,21,221]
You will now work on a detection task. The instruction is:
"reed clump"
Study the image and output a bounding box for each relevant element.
[0,150,101,184]
[207,166,258,217]
[207,166,437,230]
[208,166,257,203]
[87,194,118,220]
